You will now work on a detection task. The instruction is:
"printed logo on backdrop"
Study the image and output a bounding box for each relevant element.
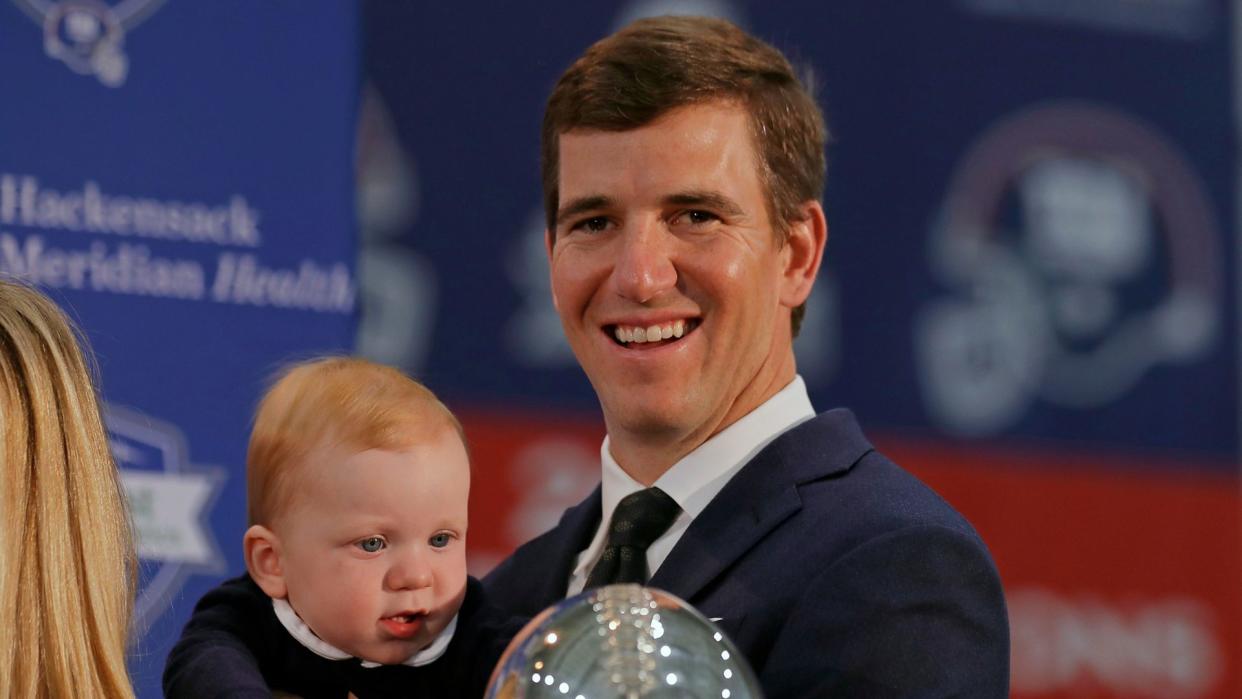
[917,103,1222,435]
[958,0,1215,41]
[10,0,166,87]
[106,404,224,631]
[506,439,599,545]
[354,85,437,372]
[1009,587,1223,697]
[505,208,574,368]
[0,173,356,314]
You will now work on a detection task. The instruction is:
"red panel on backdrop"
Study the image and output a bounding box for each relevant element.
[461,409,604,574]
[882,437,1240,699]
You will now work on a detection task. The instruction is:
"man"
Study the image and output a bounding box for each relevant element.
[481,15,1008,696]
[166,15,1008,698]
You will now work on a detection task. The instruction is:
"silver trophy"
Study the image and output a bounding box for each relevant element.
[486,585,762,699]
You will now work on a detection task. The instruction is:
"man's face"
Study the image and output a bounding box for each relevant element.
[548,101,806,446]
[274,432,469,664]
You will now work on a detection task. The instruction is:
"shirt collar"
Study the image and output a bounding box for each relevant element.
[272,597,457,669]
[582,375,815,576]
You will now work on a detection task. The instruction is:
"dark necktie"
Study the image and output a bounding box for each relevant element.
[584,487,681,589]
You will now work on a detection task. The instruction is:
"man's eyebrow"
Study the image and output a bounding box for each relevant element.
[664,191,745,217]
[555,196,613,227]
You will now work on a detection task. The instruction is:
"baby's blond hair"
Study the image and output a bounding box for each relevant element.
[247,357,463,526]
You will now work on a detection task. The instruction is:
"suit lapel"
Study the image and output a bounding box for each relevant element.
[535,486,602,604]
[649,409,873,601]
[648,471,800,601]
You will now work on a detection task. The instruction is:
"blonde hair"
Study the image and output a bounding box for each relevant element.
[0,278,136,698]
[247,356,464,526]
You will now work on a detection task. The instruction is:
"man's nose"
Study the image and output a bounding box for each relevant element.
[612,218,677,303]
[385,549,433,591]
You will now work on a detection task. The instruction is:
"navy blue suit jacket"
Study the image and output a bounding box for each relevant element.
[482,409,1010,697]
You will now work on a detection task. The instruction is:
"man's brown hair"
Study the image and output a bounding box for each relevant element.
[541,15,828,334]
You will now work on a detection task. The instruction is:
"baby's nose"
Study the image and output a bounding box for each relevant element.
[385,551,433,591]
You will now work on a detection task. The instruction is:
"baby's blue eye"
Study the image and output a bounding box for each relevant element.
[357,537,385,553]
[429,533,451,548]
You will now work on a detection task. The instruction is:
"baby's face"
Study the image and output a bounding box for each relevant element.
[275,429,469,664]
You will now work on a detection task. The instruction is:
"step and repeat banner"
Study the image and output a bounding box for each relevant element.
[3,1,1238,697]
[0,2,358,696]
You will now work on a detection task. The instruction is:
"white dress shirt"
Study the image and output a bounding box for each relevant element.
[567,375,816,596]
[272,597,457,668]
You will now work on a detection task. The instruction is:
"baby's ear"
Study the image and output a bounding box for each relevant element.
[244,524,288,599]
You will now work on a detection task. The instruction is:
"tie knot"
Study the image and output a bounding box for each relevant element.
[584,487,681,589]
[608,487,680,548]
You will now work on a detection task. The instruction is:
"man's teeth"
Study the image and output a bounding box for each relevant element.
[614,320,687,344]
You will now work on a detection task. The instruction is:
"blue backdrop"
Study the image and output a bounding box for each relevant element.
[1,1,1236,697]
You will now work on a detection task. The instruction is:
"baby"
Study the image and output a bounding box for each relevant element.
[165,357,521,699]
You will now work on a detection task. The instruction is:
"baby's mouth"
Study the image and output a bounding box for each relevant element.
[380,612,426,639]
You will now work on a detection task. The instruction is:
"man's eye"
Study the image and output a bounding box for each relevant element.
[685,210,717,224]
[572,216,609,233]
[357,537,385,553]
[429,533,452,548]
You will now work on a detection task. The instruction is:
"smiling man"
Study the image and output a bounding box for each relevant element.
[480,16,1010,697]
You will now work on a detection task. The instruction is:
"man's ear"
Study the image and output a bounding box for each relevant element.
[545,228,560,312]
[243,524,288,599]
[779,201,828,309]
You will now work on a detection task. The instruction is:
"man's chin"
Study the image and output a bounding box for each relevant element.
[609,403,698,438]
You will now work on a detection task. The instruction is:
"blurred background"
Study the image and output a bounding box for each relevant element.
[2,1,1236,696]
